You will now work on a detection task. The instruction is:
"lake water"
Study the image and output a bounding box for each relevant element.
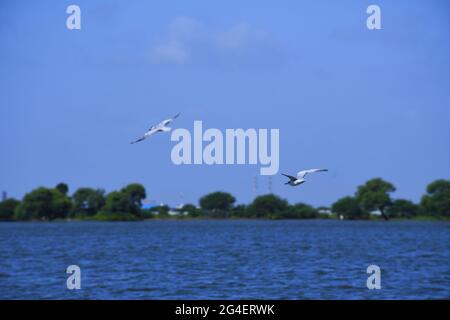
[0,220,448,299]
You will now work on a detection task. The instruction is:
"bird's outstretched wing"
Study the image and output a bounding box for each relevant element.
[130,136,146,144]
[134,113,180,144]
[281,173,297,181]
[161,112,180,126]
[297,168,328,179]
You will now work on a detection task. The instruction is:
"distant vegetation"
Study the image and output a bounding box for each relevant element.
[0,178,449,221]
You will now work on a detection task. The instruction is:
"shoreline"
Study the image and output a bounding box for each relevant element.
[1,215,449,223]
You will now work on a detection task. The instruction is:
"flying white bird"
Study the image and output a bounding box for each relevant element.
[131,113,180,144]
[282,168,328,186]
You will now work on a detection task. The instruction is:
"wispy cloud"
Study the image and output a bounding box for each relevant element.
[214,22,268,51]
[149,17,201,64]
[150,40,190,64]
[149,17,275,65]
[167,16,203,42]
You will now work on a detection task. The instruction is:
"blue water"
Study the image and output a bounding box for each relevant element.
[0,220,449,299]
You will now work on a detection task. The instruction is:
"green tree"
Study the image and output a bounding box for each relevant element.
[72,188,105,216]
[0,198,20,220]
[55,182,69,196]
[421,179,450,217]
[15,187,72,220]
[231,204,248,218]
[248,194,288,218]
[199,192,236,211]
[152,205,170,217]
[332,196,367,220]
[284,203,319,219]
[356,178,396,220]
[99,184,146,219]
[180,204,200,217]
[102,191,131,214]
[121,183,146,215]
[140,208,155,219]
[387,199,419,218]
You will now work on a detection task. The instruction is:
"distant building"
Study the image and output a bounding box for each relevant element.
[176,203,184,209]
[1,191,6,201]
[141,199,157,210]
[370,210,382,216]
[317,207,332,215]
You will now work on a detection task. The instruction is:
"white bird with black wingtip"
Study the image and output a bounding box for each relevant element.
[131,113,180,144]
[282,168,328,186]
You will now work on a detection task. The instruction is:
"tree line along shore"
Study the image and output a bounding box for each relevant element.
[0,178,449,221]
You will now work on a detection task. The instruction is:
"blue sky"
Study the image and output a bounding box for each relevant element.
[1,0,449,207]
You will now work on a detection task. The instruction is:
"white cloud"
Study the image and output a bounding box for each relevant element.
[167,16,202,42]
[149,17,274,65]
[150,40,190,64]
[214,22,267,51]
[149,17,202,64]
